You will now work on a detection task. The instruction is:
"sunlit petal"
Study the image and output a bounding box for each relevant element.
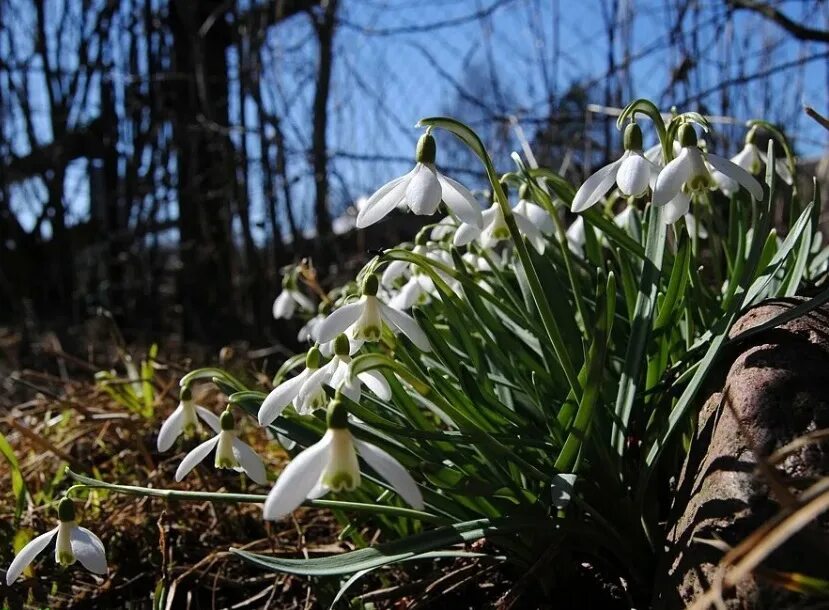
[653,149,691,206]
[353,439,423,509]
[5,527,59,584]
[707,153,763,201]
[437,172,483,227]
[316,301,364,344]
[356,175,409,228]
[378,302,431,351]
[258,369,310,426]
[174,436,219,481]
[156,404,185,452]
[406,164,442,215]
[69,526,107,575]
[232,438,268,485]
[263,432,332,520]
[571,157,624,212]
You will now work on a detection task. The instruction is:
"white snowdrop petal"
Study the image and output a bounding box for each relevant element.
[272,292,295,319]
[759,152,793,185]
[263,432,332,520]
[571,157,624,212]
[357,370,391,401]
[453,222,481,247]
[381,260,409,287]
[616,152,653,197]
[514,212,547,254]
[295,361,337,411]
[653,149,691,206]
[731,144,756,172]
[405,164,442,216]
[519,201,555,235]
[711,167,739,196]
[69,526,107,575]
[661,192,691,224]
[290,290,314,312]
[353,439,423,509]
[157,405,185,452]
[258,370,309,426]
[232,438,268,485]
[174,436,219,481]
[316,301,365,344]
[5,527,59,584]
[356,175,409,228]
[378,302,431,352]
[389,277,423,310]
[707,153,764,201]
[437,172,483,227]
[196,406,221,433]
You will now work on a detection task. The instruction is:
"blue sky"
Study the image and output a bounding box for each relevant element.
[4,0,828,240]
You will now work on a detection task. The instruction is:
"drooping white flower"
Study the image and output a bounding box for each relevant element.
[732,131,793,185]
[272,274,314,320]
[258,347,324,426]
[572,123,659,213]
[175,410,267,485]
[298,313,324,343]
[454,198,552,254]
[5,498,106,584]
[263,399,422,520]
[157,387,221,452]
[653,124,764,223]
[319,334,392,403]
[356,132,483,229]
[315,274,431,351]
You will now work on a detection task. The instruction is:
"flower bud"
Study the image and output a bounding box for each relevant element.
[361,273,379,296]
[220,409,235,431]
[333,334,350,357]
[623,123,643,151]
[306,346,322,369]
[180,386,192,401]
[326,398,349,429]
[678,124,698,148]
[415,133,436,164]
[57,497,76,522]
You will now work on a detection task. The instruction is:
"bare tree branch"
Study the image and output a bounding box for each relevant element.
[728,0,829,43]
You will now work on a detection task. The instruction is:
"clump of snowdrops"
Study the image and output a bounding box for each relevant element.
[8,99,828,605]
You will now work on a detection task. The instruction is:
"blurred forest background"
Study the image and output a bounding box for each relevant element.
[1,0,827,356]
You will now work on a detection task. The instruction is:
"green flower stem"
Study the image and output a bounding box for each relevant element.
[64,469,448,524]
[417,117,581,398]
[610,101,671,457]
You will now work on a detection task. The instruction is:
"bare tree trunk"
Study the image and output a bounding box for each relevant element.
[310,0,338,241]
[170,0,237,340]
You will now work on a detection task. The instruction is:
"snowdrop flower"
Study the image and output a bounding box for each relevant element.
[454,199,551,254]
[297,334,391,407]
[356,132,483,228]
[572,123,658,213]
[315,274,431,351]
[715,130,793,195]
[258,347,325,426]
[653,124,764,223]
[5,498,106,584]
[263,398,422,520]
[175,410,267,485]
[157,387,221,452]
[430,216,458,241]
[298,301,333,343]
[272,274,314,320]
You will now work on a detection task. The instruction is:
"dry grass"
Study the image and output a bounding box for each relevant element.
[0,342,351,610]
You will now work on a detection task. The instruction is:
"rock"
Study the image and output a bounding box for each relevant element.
[653,298,829,609]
